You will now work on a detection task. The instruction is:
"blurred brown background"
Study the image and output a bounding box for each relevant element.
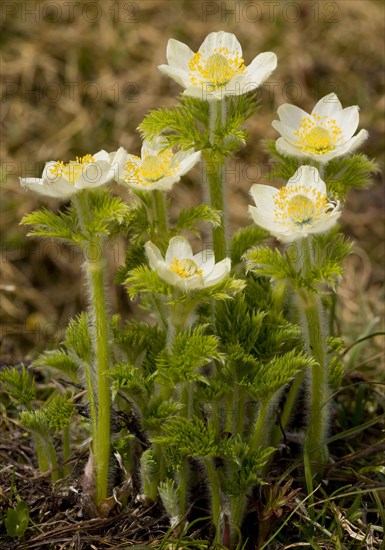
[1,0,384,361]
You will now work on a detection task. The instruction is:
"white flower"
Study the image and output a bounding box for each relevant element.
[145,236,231,291]
[111,138,201,192]
[249,165,341,243]
[158,31,277,101]
[20,151,114,198]
[272,93,368,164]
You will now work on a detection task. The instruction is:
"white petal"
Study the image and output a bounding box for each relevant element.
[158,64,190,88]
[20,177,75,198]
[144,241,164,270]
[312,93,342,117]
[333,106,359,140]
[250,184,277,211]
[182,85,222,101]
[141,137,166,158]
[309,210,341,234]
[272,120,297,142]
[339,129,368,153]
[249,205,278,233]
[180,274,205,291]
[74,161,111,190]
[276,103,309,128]
[199,31,242,58]
[203,258,231,287]
[177,150,201,175]
[166,38,194,70]
[245,52,277,83]
[275,137,308,160]
[287,165,326,195]
[193,250,215,272]
[157,262,180,286]
[166,236,193,263]
[110,147,130,183]
[93,150,110,162]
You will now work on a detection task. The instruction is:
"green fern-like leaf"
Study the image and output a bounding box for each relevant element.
[43,393,75,432]
[154,417,219,458]
[125,265,172,299]
[156,325,222,385]
[32,350,79,383]
[64,313,92,364]
[21,207,80,242]
[175,204,221,234]
[0,365,36,408]
[230,225,269,264]
[325,154,379,198]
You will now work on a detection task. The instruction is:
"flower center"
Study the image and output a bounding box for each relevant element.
[124,151,179,186]
[274,185,328,227]
[294,115,342,154]
[188,49,245,90]
[169,258,203,279]
[50,154,95,184]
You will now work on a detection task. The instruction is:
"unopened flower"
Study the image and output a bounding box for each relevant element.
[112,138,201,192]
[272,93,368,164]
[145,236,231,291]
[249,165,341,242]
[20,151,114,198]
[158,31,277,101]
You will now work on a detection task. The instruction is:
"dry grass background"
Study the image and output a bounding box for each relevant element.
[1,0,384,364]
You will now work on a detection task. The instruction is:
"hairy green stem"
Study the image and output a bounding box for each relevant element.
[62,425,71,477]
[271,371,305,447]
[35,435,49,473]
[204,458,222,545]
[251,400,270,451]
[301,293,330,470]
[203,99,227,261]
[74,192,111,505]
[297,237,330,473]
[153,190,168,233]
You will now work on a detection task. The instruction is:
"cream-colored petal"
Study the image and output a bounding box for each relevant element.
[272,120,297,142]
[249,205,279,233]
[312,93,342,117]
[157,262,181,286]
[309,210,341,234]
[144,241,164,270]
[177,150,201,175]
[166,38,194,70]
[180,274,205,291]
[74,161,111,189]
[166,236,193,263]
[276,103,309,128]
[182,84,222,101]
[93,150,110,162]
[333,106,359,140]
[20,177,76,198]
[275,137,308,160]
[158,64,191,88]
[198,31,242,58]
[287,165,326,195]
[110,147,130,183]
[250,184,277,211]
[193,250,215,272]
[245,52,277,82]
[203,258,231,287]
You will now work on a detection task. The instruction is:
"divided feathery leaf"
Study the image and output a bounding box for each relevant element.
[43,393,75,432]
[142,397,183,432]
[32,350,79,383]
[175,204,221,234]
[264,139,300,181]
[325,154,379,198]
[125,265,173,299]
[109,362,152,403]
[156,325,222,384]
[21,208,81,243]
[230,225,269,264]
[154,417,219,458]
[245,246,297,282]
[240,350,313,399]
[0,365,36,408]
[64,313,92,364]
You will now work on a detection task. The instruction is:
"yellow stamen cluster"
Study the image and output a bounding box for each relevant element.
[124,151,179,186]
[169,258,203,279]
[188,47,246,91]
[274,185,328,226]
[294,114,342,154]
[50,154,95,184]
